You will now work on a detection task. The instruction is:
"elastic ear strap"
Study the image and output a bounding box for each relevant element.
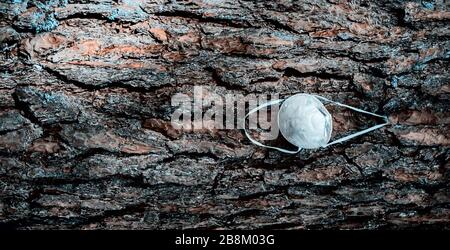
[243,99,301,154]
[325,122,389,147]
[312,95,390,147]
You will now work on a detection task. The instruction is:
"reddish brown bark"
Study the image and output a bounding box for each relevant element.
[0,0,449,229]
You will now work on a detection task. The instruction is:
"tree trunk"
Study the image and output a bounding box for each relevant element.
[0,0,449,229]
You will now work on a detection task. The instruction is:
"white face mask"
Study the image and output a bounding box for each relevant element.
[244,93,389,154]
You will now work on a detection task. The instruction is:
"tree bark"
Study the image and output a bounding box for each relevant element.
[0,0,449,229]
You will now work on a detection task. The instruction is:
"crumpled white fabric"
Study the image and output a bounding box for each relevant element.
[278,94,332,149]
[244,93,389,154]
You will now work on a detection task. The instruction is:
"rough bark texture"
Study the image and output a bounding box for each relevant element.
[0,0,449,230]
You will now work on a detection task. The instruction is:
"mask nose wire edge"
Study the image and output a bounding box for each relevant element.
[312,95,390,147]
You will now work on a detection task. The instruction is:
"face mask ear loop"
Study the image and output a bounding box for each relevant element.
[312,95,390,147]
[244,99,301,154]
